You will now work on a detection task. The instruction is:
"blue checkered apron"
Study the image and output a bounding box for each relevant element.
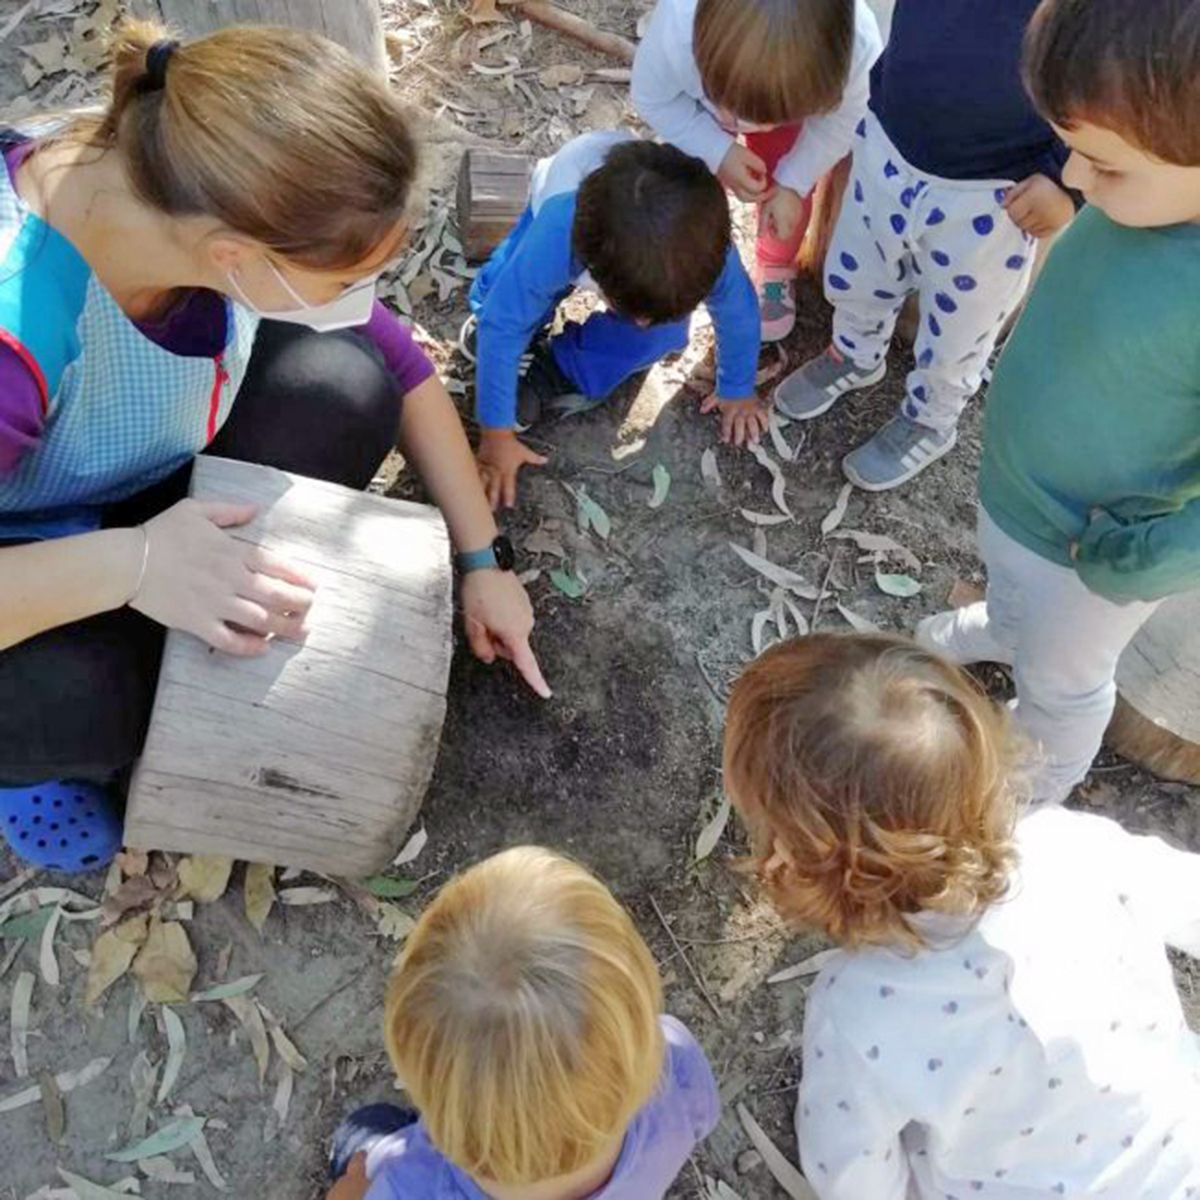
[0,161,258,540]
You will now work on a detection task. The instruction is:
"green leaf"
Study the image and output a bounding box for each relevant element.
[0,906,55,941]
[874,571,922,598]
[648,463,671,509]
[364,875,420,899]
[572,485,611,540]
[190,973,264,1003]
[106,1114,206,1162]
[549,567,587,599]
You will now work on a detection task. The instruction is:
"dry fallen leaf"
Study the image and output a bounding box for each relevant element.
[263,1061,294,1143]
[820,482,853,537]
[729,543,819,599]
[523,528,567,558]
[178,1102,228,1191]
[114,850,149,878]
[176,855,233,904]
[100,875,166,928]
[55,1168,136,1200]
[695,796,732,863]
[38,1069,64,1143]
[38,903,62,986]
[157,1007,186,1103]
[278,887,336,907]
[827,529,921,573]
[260,1007,308,1073]
[750,443,793,520]
[538,62,585,87]
[0,1054,110,1115]
[132,920,196,1004]
[127,1050,158,1141]
[737,1103,819,1199]
[740,508,790,527]
[137,1156,196,1184]
[700,448,722,492]
[223,994,270,1082]
[392,826,429,868]
[376,903,417,942]
[11,970,33,1077]
[767,947,841,984]
[466,0,506,24]
[85,916,151,1009]
[244,864,276,934]
[836,604,881,634]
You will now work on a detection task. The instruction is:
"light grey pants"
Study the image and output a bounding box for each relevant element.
[918,509,1161,804]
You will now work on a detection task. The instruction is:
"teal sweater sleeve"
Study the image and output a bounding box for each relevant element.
[1075,501,1200,603]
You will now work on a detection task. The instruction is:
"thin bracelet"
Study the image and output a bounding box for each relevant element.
[126,524,150,606]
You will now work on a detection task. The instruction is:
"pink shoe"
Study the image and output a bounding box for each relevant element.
[756,265,796,343]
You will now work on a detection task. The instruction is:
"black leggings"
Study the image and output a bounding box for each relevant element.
[0,322,401,786]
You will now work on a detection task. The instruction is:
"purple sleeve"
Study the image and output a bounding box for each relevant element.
[0,339,46,474]
[361,300,436,396]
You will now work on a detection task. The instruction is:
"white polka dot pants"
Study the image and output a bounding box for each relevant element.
[826,113,1036,435]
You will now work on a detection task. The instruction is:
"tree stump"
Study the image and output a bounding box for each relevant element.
[456,149,533,262]
[1106,591,1200,784]
[123,457,453,876]
[131,0,386,73]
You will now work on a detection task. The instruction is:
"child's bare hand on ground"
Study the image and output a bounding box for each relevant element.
[717,143,769,201]
[131,499,316,656]
[463,570,551,698]
[326,1152,369,1200]
[701,394,770,447]
[476,429,548,510]
[1003,174,1075,238]
[762,186,805,242]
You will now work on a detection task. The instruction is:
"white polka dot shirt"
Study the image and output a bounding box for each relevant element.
[796,807,1200,1198]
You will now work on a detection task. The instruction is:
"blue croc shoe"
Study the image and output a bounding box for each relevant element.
[0,781,123,872]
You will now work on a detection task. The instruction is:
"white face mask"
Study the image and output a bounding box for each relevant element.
[228,257,378,331]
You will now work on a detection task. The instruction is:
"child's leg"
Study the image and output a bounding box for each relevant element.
[744,125,810,342]
[329,1103,419,1181]
[922,510,1160,804]
[549,311,690,399]
[842,180,1035,490]
[904,196,1034,436]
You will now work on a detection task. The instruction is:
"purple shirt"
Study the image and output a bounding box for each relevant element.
[364,1015,720,1200]
[0,140,434,475]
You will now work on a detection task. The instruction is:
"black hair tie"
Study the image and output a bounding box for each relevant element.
[143,39,179,91]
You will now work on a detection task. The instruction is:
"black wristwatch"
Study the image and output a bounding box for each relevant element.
[455,534,516,574]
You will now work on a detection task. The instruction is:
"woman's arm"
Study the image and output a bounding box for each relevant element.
[0,528,145,650]
[399,374,550,698]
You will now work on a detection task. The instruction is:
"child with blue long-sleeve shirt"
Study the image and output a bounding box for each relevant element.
[468,132,763,509]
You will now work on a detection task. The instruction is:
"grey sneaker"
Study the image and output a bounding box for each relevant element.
[842,415,957,491]
[773,347,886,420]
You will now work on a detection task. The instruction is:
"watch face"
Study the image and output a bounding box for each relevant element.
[493,535,516,571]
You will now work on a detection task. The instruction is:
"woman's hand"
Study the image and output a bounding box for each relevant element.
[717,143,770,202]
[761,186,806,243]
[462,569,551,698]
[130,498,316,656]
[700,394,770,447]
[476,429,548,510]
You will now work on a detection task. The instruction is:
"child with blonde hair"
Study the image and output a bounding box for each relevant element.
[725,633,1200,1198]
[325,846,720,1199]
[632,0,882,341]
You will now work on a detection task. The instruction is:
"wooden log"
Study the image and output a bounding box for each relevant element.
[513,0,636,64]
[124,457,453,876]
[1106,591,1200,784]
[456,148,533,261]
[131,0,386,74]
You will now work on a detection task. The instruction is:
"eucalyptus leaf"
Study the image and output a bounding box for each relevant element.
[107,1115,207,1163]
[648,463,671,509]
[695,796,732,862]
[875,571,923,598]
[728,543,819,599]
[549,567,587,600]
[364,875,420,899]
[191,974,264,1003]
[0,906,55,940]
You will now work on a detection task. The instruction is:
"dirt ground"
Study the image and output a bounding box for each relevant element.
[1,1,1197,1197]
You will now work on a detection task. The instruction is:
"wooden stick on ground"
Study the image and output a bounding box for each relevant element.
[513,0,636,64]
[648,893,725,1021]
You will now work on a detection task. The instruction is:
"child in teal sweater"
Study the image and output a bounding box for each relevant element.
[919,0,1200,803]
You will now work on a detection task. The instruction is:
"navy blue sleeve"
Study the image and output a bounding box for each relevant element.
[474,193,577,428]
[707,246,760,399]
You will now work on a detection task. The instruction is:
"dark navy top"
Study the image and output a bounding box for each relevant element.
[869,0,1069,186]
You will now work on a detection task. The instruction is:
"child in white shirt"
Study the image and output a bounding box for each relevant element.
[632,0,882,342]
[724,632,1200,1199]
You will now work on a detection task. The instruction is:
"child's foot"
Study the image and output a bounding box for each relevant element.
[842,415,957,491]
[0,780,122,872]
[756,266,797,342]
[774,346,886,420]
[516,342,586,431]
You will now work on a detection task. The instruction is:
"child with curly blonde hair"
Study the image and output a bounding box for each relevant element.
[725,633,1200,1199]
[325,845,719,1200]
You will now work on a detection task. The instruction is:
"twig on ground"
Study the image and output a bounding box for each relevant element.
[809,548,840,630]
[515,0,637,64]
[293,973,363,1032]
[648,894,724,1021]
[695,651,728,708]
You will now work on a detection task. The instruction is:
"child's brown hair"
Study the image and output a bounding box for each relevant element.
[573,139,731,325]
[69,19,418,270]
[384,846,665,1186]
[1024,0,1200,165]
[694,0,854,126]
[724,634,1022,949]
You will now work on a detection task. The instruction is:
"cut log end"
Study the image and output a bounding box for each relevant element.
[456,149,533,261]
[1106,697,1200,786]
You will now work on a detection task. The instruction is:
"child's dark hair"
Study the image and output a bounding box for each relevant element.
[572,140,730,325]
[695,0,854,125]
[1025,0,1200,165]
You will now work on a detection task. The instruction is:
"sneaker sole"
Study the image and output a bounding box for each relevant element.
[773,361,887,421]
[842,428,958,492]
